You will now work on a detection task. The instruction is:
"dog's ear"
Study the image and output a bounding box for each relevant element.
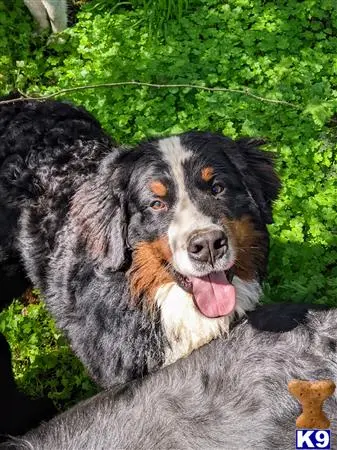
[71,153,127,270]
[226,138,281,224]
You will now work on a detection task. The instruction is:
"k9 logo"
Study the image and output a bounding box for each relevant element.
[296,429,331,449]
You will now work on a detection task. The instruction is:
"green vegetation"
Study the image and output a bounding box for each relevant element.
[0,298,97,409]
[0,0,336,409]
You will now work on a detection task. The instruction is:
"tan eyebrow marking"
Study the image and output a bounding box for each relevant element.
[201,167,214,182]
[149,180,168,197]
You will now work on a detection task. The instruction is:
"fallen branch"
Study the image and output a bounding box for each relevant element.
[0,81,300,108]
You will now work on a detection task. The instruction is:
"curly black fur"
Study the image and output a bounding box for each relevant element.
[0,99,165,387]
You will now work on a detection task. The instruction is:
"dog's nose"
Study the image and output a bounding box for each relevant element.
[187,230,227,265]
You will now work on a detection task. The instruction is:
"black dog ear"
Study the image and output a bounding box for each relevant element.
[71,153,127,271]
[226,138,281,224]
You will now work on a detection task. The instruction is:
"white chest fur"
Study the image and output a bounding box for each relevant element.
[155,276,261,366]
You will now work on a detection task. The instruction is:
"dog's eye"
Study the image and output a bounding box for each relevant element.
[150,200,167,211]
[211,183,225,196]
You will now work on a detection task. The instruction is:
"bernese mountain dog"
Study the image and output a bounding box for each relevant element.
[0,98,280,388]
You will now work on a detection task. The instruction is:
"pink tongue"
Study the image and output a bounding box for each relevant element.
[190,272,236,318]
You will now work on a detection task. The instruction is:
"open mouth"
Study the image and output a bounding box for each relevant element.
[172,267,236,319]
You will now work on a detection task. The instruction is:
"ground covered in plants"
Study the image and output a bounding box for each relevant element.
[0,0,336,409]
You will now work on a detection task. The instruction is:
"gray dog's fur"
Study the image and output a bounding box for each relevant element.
[6,308,337,450]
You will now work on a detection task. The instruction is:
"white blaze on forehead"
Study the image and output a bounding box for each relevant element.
[158,136,215,276]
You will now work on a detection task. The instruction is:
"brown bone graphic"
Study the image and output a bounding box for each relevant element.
[288,379,336,429]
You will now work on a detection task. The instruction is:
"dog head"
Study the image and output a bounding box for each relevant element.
[72,132,280,364]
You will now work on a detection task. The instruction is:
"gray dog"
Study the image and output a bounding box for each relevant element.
[4,304,337,449]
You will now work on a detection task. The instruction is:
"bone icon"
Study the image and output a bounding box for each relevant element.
[288,379,336,429]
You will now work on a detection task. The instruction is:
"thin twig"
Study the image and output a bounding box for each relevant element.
[0,81,300,108]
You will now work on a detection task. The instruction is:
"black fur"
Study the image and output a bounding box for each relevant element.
[247,302,330,332]
[180,133,278,224]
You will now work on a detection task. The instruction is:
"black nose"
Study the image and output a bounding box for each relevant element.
[187,230,227,265]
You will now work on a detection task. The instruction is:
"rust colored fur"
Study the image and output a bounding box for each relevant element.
[128,238,174,311]
[149,181,167,197]
[227,216,266,281]
[201,167,214,182]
